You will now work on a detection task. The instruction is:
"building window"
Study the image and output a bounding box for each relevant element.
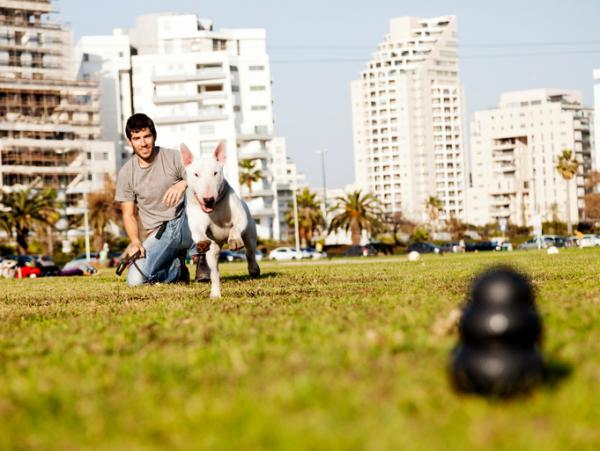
[250,85,267,91]
[251,105,267,111]
[249,65,265,71]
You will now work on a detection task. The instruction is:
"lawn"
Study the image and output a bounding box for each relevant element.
[1,249,599,450]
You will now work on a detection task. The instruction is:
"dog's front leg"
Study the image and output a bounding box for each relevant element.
[190,211,212,253]
[227,202,248,251]
[206,241,221,298]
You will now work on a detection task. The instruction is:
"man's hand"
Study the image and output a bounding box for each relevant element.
[128,240,146,258]
[162,180,186,207]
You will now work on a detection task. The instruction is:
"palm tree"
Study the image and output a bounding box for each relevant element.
[0,188,60,254]
[555,149,580,234]
[425,196,443,222]
[424,195,444,233]
[284,188,324,247]
[328,190,383,245]
[238,159,263,198]
[88,175,121,251]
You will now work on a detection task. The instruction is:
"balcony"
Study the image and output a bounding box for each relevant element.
[152,69,226,84]
[152,91,227,105]
[154,112,228,125]
[496,164,516,173]
[237,132,272,142]
[0,1,52,13]
[249,208,275,218]
[0,43,63,56]
[0,165,84,175]
[241,188,274,199]
[239,148,270,160]
[0,138,86,149]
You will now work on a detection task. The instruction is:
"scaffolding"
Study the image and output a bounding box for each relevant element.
[0,0,114,230]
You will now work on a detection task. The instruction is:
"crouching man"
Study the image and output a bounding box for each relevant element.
[115,113,210,286]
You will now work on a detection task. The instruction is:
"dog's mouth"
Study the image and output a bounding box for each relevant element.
[194,193,215,213]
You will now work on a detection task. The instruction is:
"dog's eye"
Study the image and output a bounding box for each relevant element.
[213,171,218,176]
[194,173,199,178]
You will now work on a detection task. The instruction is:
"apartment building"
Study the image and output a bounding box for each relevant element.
[593,69,600,170]
[0,0,116,231]
[467,89,593,227]
[75,31,133,168]
[351,16,468,222]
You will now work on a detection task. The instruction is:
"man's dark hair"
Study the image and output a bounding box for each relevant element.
[125,113,157,140]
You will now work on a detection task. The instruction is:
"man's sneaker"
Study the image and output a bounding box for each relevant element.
[195,252,210,283]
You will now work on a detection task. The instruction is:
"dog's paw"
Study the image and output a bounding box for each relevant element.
[210,291,222,299]
[196,240,212,252]
[249,266,260,278]
[228,237,244,251]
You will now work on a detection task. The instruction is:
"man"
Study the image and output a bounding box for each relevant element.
[115,113,209,286]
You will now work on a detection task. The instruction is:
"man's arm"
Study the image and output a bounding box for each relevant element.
[121,201,145,257]
[162,179,187,207]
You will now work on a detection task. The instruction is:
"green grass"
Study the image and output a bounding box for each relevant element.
[1,249,600,450]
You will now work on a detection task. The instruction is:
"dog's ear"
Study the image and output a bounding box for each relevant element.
[180,143,194,166]
[214,140,226,163]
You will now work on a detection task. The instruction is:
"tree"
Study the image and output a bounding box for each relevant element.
[0,188,60,254]
[88,175,121,252]
[284,188,324,247]
[238,159,263,198]
[555,149,580,234]
[328,190,383,245]
[446,212,467,240]
[384,212,415,246]
[424,196,444,230]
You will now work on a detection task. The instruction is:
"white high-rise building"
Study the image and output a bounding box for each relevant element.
[593,69,600,170]
[467,89,593,227]
[78,13,285,240]
[76,31,133,168]
[351,16,468,222]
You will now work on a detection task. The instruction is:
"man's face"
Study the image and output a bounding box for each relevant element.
[128,128,156,161]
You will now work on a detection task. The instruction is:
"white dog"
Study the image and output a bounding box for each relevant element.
[181,141,260,298]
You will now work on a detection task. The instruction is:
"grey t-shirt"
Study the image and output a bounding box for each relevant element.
[115,147,186,231]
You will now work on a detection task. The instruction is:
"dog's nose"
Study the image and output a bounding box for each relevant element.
[203,197,215,206]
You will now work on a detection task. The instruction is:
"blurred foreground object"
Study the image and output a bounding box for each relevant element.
[449,267,544,397]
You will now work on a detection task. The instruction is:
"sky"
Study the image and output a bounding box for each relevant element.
[58,0,600,189]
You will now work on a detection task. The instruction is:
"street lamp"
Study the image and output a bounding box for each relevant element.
[315,149,328,219]
[83,169,91,261]
[292,182,300,254]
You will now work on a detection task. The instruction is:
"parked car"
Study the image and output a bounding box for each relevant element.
[344,244,378,257]
[219,250,245,262]
[579,234,597,248]
[1,254,61,277]
[518,235,568,250]
[365,241,394,255]
[407,242,441,254]
[63,252,120,270]
[300,247,327,259]
[221,249,264,262]
[268,247,303,261]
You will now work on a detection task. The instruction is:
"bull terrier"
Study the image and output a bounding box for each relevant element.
[181,141,260,298]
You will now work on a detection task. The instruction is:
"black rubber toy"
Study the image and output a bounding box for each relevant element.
[449,267,544,396]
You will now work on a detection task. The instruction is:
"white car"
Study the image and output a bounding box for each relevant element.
[268,247,303,261]
[579,234,597,248]
[300,247,327,259]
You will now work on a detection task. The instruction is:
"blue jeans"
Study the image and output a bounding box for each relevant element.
[126,213,195,287]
